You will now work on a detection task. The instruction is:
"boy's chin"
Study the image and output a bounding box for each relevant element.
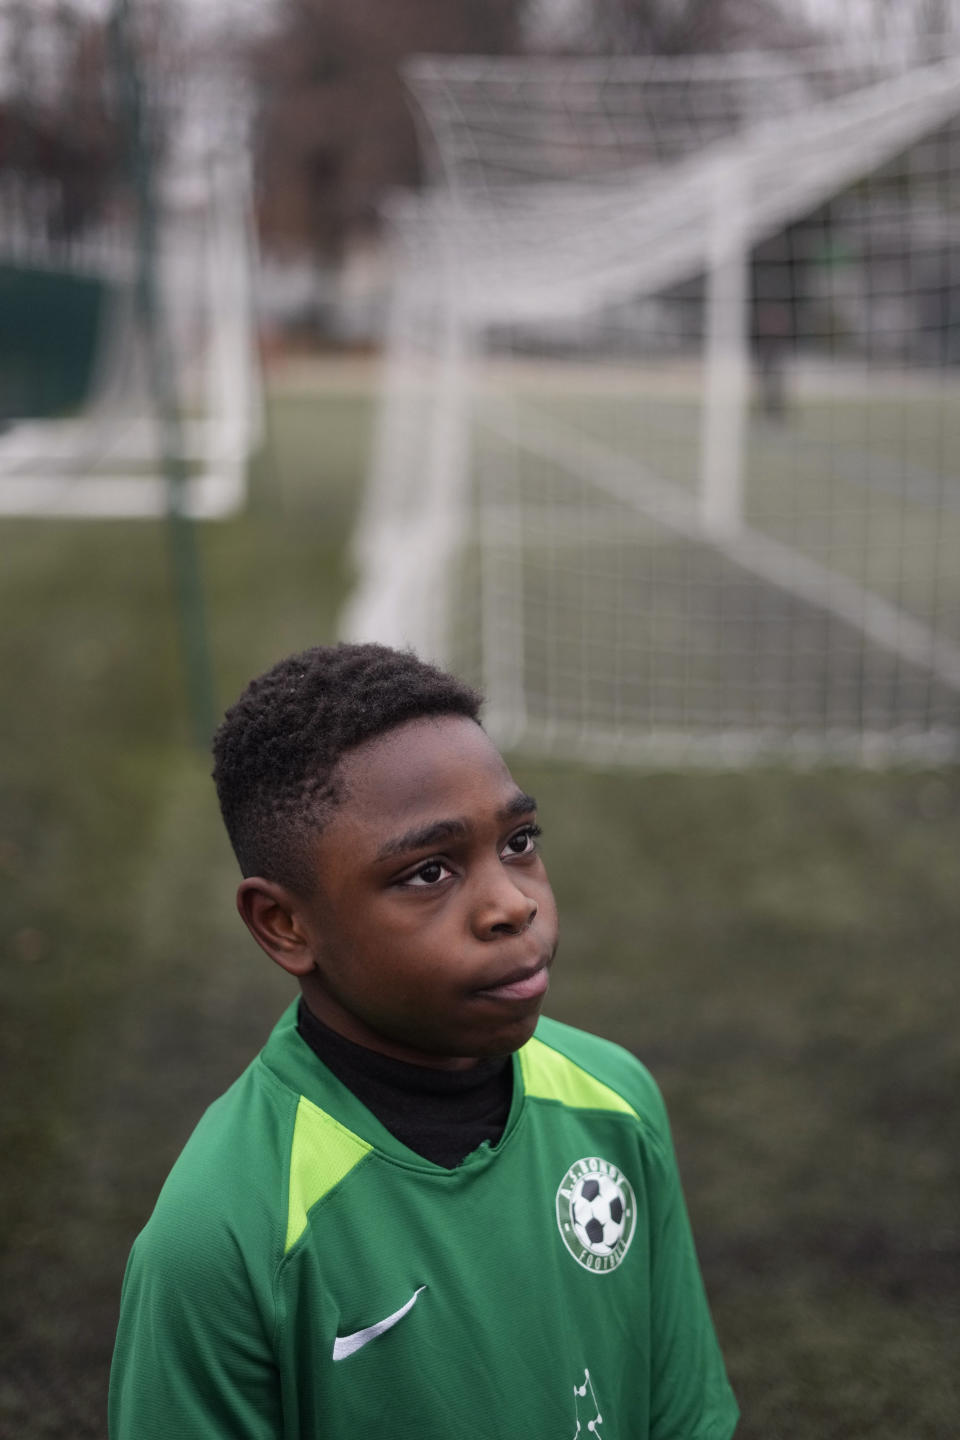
[466,1007,546,1060]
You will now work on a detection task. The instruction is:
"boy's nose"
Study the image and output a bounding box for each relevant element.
[472,868,538,938]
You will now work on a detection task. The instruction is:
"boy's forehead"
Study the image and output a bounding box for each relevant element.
[334,714,522,826]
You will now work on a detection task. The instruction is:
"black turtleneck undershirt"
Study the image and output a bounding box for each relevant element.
[296,999,513,1170]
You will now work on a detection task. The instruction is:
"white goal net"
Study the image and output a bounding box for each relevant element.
[344,42,960,764]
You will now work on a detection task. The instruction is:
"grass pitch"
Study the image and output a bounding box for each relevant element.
[0,359,957,1438]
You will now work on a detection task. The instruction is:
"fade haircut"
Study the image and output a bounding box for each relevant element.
[212,643,483,892]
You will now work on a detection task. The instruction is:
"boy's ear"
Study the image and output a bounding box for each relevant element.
[236,878,317,978]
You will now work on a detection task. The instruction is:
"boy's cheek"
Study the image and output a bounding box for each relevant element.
[538,873,559,915]
[374,892,449,932]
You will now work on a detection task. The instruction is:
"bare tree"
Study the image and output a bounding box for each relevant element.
[0,3,124,238]
[251,0,525,264]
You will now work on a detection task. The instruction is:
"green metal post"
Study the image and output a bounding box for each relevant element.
[109,0,217,749]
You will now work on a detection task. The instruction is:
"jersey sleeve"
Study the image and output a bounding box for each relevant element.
[109,1212,282,1440]
[640,1075,739,1440]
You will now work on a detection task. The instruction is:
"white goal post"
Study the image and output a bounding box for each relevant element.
[344,42,960,764]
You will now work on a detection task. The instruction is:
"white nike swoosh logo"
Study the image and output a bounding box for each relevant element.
[332,1286,427,1361]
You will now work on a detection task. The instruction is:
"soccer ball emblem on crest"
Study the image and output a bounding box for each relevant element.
[556,1157,636,1272]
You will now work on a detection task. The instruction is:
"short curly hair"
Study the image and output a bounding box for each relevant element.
[212,643,483,892]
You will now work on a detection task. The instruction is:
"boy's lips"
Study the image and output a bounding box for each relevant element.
[474,958,551,1002]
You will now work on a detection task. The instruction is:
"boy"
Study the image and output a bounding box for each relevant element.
[110,642,738,1440]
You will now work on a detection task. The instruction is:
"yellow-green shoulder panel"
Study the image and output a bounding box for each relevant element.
[285,1095,372,1253]
[519,1036,638,1117]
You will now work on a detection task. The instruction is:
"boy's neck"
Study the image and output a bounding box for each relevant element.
[296,999,513,1169]
[298,980,485,1071]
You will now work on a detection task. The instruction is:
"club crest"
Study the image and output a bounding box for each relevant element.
[556,1157,636,1272]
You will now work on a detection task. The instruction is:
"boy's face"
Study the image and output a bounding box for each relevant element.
[294,714,559,1068]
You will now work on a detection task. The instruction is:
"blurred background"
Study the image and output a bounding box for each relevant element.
[1,1,959,1436]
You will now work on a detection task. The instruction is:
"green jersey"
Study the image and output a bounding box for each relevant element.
[110,1003,737,1440]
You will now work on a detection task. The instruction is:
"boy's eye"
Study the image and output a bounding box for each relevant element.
[402,859,453,888]
[501,824,541,859]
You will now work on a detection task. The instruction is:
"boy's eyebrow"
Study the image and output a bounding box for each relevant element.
[501,791,537,821]
[375,792,537,862]
[376,818,468,861]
